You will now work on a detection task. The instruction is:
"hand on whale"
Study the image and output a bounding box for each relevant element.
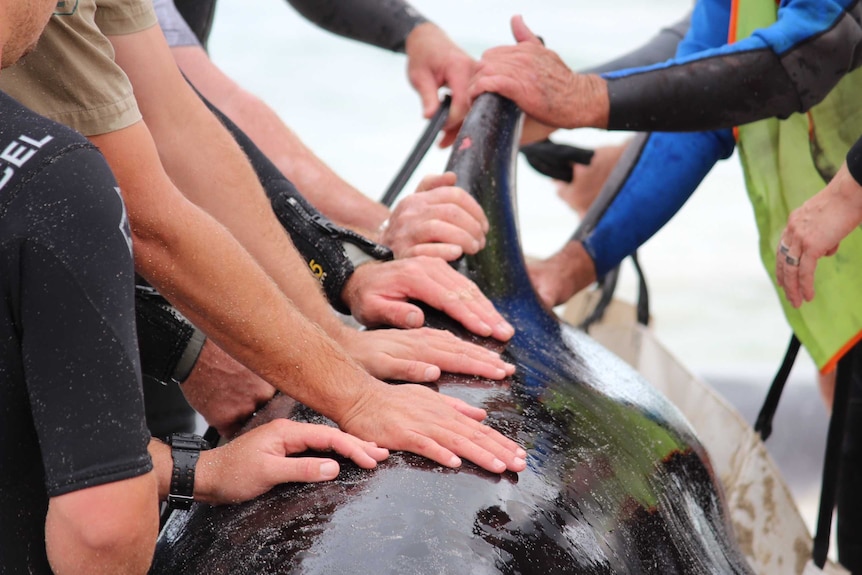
[379,172,489,262]
[338,326,515,382]
[468,15,609,131]
[343,254,515,341]
[180,419,389,505]
[337,379,527,473]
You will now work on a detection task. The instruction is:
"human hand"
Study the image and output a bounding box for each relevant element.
[527,241,597,307]
[195,419,389,505]
[380,172,489,261]
[776,164,862,307]
[180,340,277,439]
[405,22,476,148]
[468,15,608,130]
[337,382,527,473]
[342,255,513,341]
[339,327,515,383]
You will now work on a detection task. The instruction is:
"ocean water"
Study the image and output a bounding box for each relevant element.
[207,0,815,383]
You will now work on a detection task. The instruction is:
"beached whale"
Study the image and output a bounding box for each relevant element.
[150,94,753,574]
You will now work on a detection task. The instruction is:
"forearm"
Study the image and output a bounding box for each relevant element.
[222,94,387,231]
[285,0,427,52]
[112,27,352,340]
[150,94,349,333]
[171,45,389,232]
[90,123,376,421]
[581,130,732,275]
[604,0,862,132]
[45,473,158,575]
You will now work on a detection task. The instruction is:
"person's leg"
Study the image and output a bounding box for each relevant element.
[837,341,862,571]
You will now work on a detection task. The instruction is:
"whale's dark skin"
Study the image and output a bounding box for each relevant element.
[150,95,753,575]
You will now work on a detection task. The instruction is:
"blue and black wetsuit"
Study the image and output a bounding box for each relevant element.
[584,0,862,275]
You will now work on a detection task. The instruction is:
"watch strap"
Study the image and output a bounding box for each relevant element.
[167,433,209,510]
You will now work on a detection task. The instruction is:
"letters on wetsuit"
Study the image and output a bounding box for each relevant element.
[0,134,53,191]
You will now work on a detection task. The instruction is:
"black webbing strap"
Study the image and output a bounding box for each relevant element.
[380,95,452,208]
[630,252,650,327]
[579,267,620,331]
[754,334,801,441]
[813,350,854,568]
[580,254,651,331]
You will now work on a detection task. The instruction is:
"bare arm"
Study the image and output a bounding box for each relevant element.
[45,472,158,575]
[89,112,523,474]
[89,121,376,424]
[116,28,512,379]
[111,27,353,343]
[171,45,390,232]
[148,424,388,505]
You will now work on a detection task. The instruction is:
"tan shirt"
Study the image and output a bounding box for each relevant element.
[0,0,157,136]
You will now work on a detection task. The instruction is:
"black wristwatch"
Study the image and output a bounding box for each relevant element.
[167,433,210,510]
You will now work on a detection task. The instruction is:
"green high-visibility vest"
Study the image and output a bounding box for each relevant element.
[732,0,862,372]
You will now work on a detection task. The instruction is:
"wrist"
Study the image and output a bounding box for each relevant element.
[567,74,610,130]
[166,433,211,510]
[340,261,372,314]
[375,215,391,244]
[403,21,438,56]
[553,241,598,300]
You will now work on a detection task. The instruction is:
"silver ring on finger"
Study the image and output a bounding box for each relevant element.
[779,241,791,256]
[785,253,800,267]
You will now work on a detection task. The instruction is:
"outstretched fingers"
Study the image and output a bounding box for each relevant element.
[341,384,527,474]
[364,327,515,381]
[275,420,390,470]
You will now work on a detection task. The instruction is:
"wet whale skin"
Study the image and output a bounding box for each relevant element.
[150,95,753,575]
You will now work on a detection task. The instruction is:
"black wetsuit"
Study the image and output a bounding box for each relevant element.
[0,92,152,573]
[174,0,426,51]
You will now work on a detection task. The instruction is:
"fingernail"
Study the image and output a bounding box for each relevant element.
[492,458,505,471]
[424,366,439,381]
[516,447,527,458]
[478,321,493,336]
[449,455,462,467]
[504,363,516,375]
[494,368,506,379]
[472,240,481,252]
[497,322,515,339]
[406,311,421,327]
[320,461,339,479]
[513,457,526,470]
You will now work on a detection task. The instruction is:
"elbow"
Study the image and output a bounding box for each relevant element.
[69,520,157,570]
[45,473,159,574]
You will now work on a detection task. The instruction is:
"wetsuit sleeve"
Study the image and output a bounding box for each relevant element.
[584,12,691,74]
[19,147,152,497]
[603,0,862,132]
[581,129,734,275]
[847,135,862,185]
[135,282,206,385]
[194,90,392,313]
[284,0,428,52]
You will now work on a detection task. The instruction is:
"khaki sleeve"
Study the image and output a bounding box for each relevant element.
[0,0,157,136]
